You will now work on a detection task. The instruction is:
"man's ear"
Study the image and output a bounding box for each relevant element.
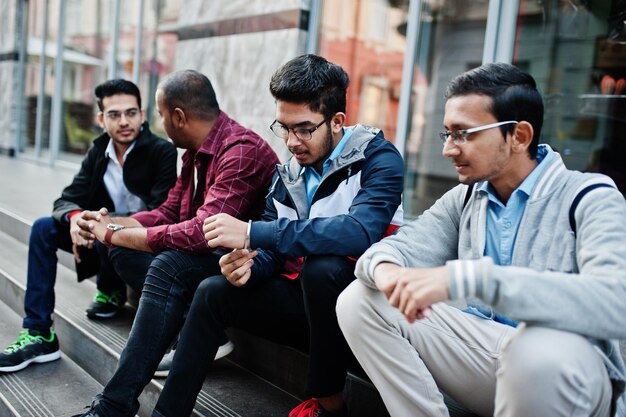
[97,112,105,129]
[173,108,186,128]
[331,112,346,134]
[512,121,533,152]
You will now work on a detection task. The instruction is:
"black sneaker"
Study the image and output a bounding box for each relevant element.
[71,395,104,417]
[0,329,61,372]
[85,290,126,319]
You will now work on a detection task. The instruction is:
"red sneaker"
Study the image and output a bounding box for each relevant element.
[289,398,347,417]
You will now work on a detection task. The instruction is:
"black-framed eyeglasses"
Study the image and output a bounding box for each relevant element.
[269,116,332,142]
[103,108,140,122]
[439,121,518,146]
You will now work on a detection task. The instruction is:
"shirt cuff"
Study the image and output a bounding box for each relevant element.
[447,257,493,300]
[66,210,82,222]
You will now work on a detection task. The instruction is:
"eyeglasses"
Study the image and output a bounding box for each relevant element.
[439,121,518,146]
[269,116,331,142]
[104,108,140,122]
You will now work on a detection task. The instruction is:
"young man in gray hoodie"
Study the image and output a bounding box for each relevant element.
[337,63,626,417]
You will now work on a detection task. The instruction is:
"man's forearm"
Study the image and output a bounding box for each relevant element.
[109,216,143,228]
[107,227,152,253]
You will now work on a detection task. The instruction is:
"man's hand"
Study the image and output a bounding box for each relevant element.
[69,212,94,262]
[76,207,111,243]
[204,213,248,249]
[219,249,258,287]
[374,263,449,323]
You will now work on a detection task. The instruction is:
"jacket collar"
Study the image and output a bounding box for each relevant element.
[279,124,381,184]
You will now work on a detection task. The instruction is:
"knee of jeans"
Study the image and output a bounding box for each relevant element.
[300,255,351,291]
[31,217,57,238]
[336,281,370,341]
[193,276,231,312]
[109,247,133,266]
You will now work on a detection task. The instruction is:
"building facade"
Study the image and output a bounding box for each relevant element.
[1,0,624,218]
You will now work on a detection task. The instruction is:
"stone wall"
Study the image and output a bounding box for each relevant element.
[173,0,311,161]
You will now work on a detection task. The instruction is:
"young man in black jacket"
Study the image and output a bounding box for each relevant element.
[0,79,177,373]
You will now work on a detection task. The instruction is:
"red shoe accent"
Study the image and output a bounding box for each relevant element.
[289,398,322,417]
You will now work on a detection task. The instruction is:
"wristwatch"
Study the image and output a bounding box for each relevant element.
[104,223,125,248]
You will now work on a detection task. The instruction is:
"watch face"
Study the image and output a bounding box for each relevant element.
[106,223,125,231]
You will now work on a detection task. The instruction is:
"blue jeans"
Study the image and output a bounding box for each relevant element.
[96,249,223,417]
[152,255,353,417]
[23,216,125,330]
[153,272,308,417]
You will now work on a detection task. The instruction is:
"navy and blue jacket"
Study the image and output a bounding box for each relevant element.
[249,124,404,279]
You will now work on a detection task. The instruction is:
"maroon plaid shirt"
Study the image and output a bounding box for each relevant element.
[132,111,279,253]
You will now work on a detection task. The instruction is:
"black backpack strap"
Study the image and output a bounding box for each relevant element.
[462,183,474,210]
[569,183,615,236]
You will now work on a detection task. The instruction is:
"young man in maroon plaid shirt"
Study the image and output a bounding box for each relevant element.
[74,69,279,417]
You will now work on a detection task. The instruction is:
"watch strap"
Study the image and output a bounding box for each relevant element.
[104,227,115,248]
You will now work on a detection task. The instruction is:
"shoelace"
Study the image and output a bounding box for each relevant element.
[94,290,124,306]
[94,290,110,304]
[3,330,37,353]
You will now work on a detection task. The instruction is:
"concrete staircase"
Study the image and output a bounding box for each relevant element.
[0,157,391,417]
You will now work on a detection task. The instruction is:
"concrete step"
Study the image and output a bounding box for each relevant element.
[0,299,103,417]
[0,205,393,416]
[0,225,302,416]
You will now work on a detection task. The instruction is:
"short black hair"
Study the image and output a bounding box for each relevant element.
[269,54,349,119]
[445,62,544,159]
[94,79,141,111]
[158,70,220,121]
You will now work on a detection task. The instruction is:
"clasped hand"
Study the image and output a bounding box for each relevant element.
[374,263,449,323]
[75,207,112,244]
[203,213,247,249]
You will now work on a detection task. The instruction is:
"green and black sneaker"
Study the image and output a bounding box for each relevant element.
[85,289,126,320]
[0,329,61,372]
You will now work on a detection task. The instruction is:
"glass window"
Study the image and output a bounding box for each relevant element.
[513,0,626,196]
[318,0,410,143]
[403,0,490,217]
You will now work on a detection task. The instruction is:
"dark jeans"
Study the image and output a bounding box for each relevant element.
[23,216,125,330]
[96,249,223,417]
[152,255,355,417]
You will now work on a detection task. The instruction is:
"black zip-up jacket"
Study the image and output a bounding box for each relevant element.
[51,122,177,279]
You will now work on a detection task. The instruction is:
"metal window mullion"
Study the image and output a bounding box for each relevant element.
[132,0,145,84]
[394,0,422,158]
[49,0,66,165]
[108,0,121,79]
[305,0,322,54]
[483,0,519,64]
[14,0,29,157]
[35,0,50,159]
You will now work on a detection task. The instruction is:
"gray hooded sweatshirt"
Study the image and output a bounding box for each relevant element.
[356,145,626,415]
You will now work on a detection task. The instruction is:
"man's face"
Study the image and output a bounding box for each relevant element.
[274,101,335,172]
[442,94,515,187]
[155,89,183,148]
[98,94,144,146]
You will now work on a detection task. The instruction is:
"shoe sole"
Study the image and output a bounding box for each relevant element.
[86,310,120,320]
[153,341,235,378]
[0,350,61,373]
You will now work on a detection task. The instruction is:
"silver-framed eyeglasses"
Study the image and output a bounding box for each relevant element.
[104,108,140,122]
[270,116,331,142]
[439,121,518,146]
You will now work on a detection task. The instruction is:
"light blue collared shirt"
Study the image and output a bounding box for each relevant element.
[480,145,555,266]
[304,127,353,206]
[466,145,555,327]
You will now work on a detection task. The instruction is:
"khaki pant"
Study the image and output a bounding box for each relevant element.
[337,281,612,417]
